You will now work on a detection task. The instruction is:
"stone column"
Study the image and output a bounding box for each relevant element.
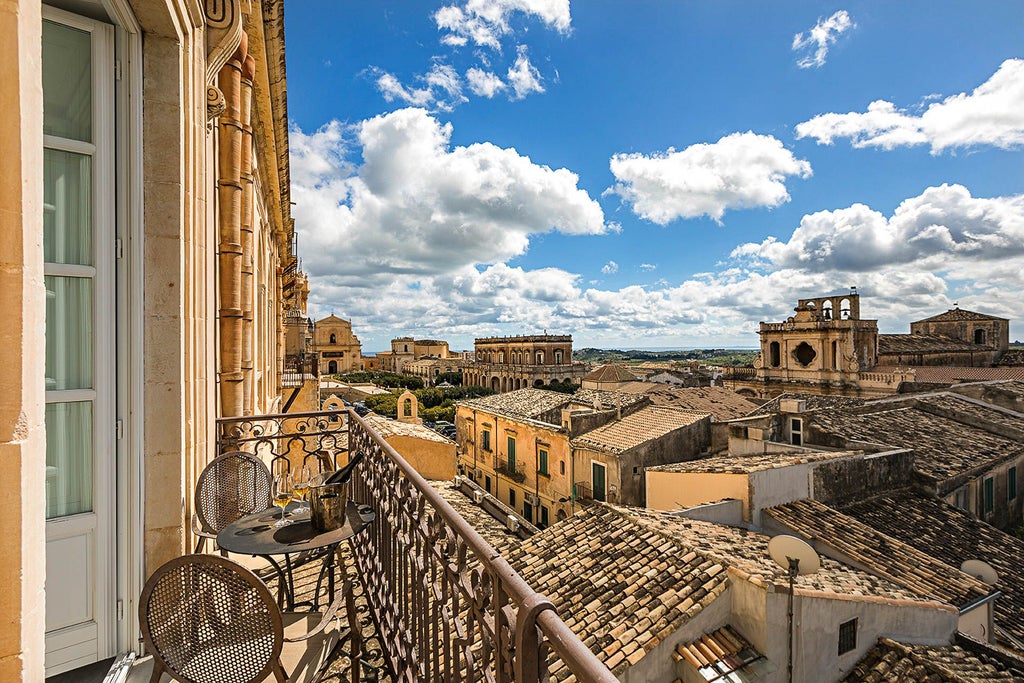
[239,53,255,415]
[216,35,246,417]
[0,1,46,678]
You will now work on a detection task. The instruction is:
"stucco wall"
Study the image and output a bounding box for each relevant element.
[386,434,455,481]
[772,592,957,683]
[646,471,748,514]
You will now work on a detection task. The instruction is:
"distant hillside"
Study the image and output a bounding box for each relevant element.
[575,348,758,366]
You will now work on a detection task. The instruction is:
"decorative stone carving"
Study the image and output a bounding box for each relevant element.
[206,85,226,119]
[204,0,251,85]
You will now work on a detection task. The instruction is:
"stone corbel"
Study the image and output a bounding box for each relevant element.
[204,0,251,119]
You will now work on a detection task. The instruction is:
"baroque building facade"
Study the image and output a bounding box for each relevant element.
[464,334,589,392]
[313,314,363,375]
[727,293,1016,399]
[1,0,304,677]
[376,336,451,373]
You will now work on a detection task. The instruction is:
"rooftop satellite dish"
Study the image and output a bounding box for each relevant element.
[768,535,821,576]
[768,535,820,683]
[961,559,999,585]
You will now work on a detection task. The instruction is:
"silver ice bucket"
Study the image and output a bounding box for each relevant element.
[309,479,348,533]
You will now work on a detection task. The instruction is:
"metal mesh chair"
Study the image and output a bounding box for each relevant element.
[192,451,273,554]
[139,554,353,683]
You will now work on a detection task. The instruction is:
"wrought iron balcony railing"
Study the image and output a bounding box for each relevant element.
[216,408,617,683]
[495,458,527,484]
[282,352,319,388]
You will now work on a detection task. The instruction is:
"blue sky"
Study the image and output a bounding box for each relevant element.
[284,1,1024,352]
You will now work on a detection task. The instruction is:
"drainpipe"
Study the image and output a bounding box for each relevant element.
[239,52,256,414]
[217,35,247,417]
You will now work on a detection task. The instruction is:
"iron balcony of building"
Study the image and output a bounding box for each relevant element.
[573,481,594,503]
[281,352,320,388]
[216,408,617,683]
[495,457,527,484]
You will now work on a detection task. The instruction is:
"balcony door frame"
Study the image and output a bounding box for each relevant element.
[42,1,144,675]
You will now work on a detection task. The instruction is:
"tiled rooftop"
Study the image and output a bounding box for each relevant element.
[809,404,1024,485]
[879,333,992,354]
[460,388,574,421]
[507,504,730,680]
[843,637,1024,682]
[363,414,454,444]
[571,406,708,454]
[913,308,1008,324]
[671,625,769,682]
[874,365,1024,383]
[745,392,866,417]
[911,393,1024,434]
[426,480,522,555]
[617,507,934,605]
[459,387,648,424]
[997,350,1024,367]
[766,499,994,610]
[584,363,643,383]
[842,487,1024,644]
[617,383,760,421]
[646,449,861,474]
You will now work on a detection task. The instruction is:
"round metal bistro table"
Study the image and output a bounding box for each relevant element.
[217,500,375,611]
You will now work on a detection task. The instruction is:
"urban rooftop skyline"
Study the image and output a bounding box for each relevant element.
[284,1,1024,352]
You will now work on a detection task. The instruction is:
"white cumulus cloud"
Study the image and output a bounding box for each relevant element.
[374,63,467,113]
[796,59,1024,153]
[466,67,507,97]
[792,10,855,69]
[290,108,609,283]
[601,261,618,275]
[506,46,545,99]
[733,184,1024,274]
[608,132,812,224]
[435,0,571,50]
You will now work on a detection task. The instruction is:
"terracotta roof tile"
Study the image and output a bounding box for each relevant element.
[810,403,1024,485]
[746,392,866,417]
[617,383,760,421]
[584,364,643,383]
[912,308,1009,324]
[571,406,708,454]
[507,505,730,679]
[844,636,1024,682]
[765,499,994,610]
[879,333,993,354]
[873,365,1024,383]
[647,449,862,474]
[842,488,1024,644]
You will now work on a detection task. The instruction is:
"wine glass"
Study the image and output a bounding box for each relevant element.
[292,465,311,514]
[272,473,293,527]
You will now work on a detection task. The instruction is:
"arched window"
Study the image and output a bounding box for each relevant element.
[840,298,851,320]
[403,399,413,417]
[822,300,833,320]
[328,360,338,374]
[769,341,781,367]
[975,329,986,345]
[329,333,336,344]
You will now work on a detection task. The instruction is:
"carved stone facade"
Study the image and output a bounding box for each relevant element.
[313,314,363,375]
[464,335,589,393]
[377,337,451,373]
[729,294,1015,399]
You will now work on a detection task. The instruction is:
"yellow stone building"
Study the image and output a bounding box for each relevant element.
[1,0,304,677]
[455,388,711,527]
[464,334,589,392]
[313,313,363,375]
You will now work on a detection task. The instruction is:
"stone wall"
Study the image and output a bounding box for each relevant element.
[810,449,916,508]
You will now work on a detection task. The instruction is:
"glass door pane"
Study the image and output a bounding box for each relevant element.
[45,402,93,518]
[42,20,92,143]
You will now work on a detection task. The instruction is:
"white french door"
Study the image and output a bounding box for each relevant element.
[42,7,116,675]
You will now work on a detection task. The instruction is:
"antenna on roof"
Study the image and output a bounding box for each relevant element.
[768,535,819,683]
[961,559,998,585]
